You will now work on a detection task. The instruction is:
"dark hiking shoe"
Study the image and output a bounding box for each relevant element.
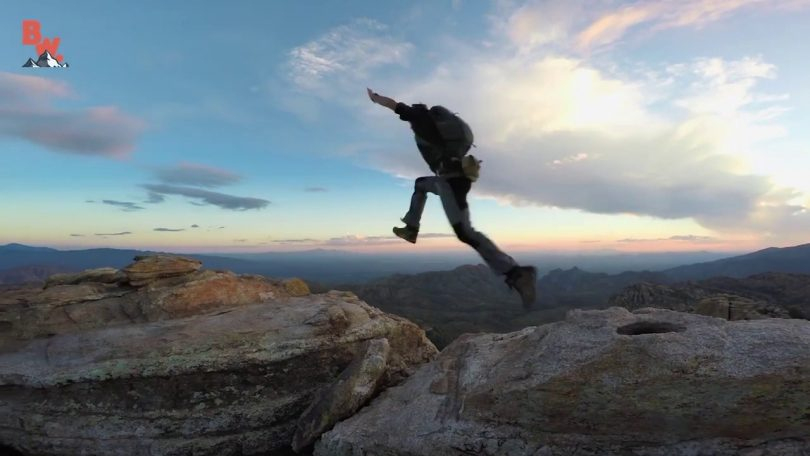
[393,225,418,244]
[505,266,537,309]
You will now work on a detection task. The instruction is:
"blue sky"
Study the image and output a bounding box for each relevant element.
[1,0,809,254]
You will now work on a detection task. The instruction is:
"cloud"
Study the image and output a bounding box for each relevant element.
[496,1,588,51]
[575,0,810,51]
[419,233,457,239]
[272,238,319,244]
[154,227,185,232]
[324,233,455,246]
[493,1,810,53]
[268,233,455,246]
[102,200,145,212]
[304,187,328,192]
[142,184,270,210]
[363,45,805,238]
[0,73,144,158]
[191,224,200,228]
[145,192,166,203]
[152,162,241,188]
[668,235,717,242]
[618,235,718,243]
[70,234,84,237]
[286,18,413,93]
[274,1,809,245]
[95,232,132,236]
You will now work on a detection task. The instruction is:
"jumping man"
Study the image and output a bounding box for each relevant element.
[367,88,537,308]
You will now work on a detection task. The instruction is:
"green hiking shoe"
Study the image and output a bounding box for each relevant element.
[393,225,418,244]
[505,266,537,309]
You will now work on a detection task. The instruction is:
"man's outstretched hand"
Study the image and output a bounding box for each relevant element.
[367,88,397,111]
[367,88,382,104]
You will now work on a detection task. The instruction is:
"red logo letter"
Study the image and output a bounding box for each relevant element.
[36,37,63,62]
[22,19,41,45]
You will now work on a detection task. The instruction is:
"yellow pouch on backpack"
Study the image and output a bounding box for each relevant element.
[462,154,482,182]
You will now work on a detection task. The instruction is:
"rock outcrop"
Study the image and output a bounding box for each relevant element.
[0,255,312,347]
[610,273,809,321]
[0,255,438,455]
[316,307,810,455]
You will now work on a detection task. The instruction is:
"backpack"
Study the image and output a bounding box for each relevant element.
[428,106,474,159]
[424,106,481,180]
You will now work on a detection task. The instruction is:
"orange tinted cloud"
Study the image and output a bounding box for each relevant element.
[576,0,808,51]
[576,4,654,50]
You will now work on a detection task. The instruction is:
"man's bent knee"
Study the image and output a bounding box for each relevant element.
[452,223,480,248]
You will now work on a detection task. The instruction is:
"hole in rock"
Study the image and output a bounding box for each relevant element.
[617,321,685,335]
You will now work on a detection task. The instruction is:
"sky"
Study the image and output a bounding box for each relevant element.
[0,0,809,255]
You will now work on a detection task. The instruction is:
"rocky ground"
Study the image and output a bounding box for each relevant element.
[2,256,809,455]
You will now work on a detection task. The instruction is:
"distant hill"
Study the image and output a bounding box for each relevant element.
[663,243,810,281]
[0,265,75,285]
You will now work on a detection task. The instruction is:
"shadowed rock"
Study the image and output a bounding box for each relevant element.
[292,337,391,452]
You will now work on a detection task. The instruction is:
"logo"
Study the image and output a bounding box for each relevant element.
[21,20,69,68]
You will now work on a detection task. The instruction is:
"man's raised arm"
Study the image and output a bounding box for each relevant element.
[367,88,398,111]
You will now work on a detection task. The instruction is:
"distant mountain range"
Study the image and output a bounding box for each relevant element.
[662,243,810,280]
[2,242,809,288]
[0,242,744,286]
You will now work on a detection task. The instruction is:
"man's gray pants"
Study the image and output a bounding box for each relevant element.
[401,175,518,275]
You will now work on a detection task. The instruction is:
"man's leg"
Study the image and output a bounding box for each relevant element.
[394,176,442,243]
[433,178,517,274]
[401,176,439,229]
[436,178,537,307]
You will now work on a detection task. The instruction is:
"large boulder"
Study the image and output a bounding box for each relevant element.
[0,291,437,455]
[0,257,439,455]
[316,307,810,455]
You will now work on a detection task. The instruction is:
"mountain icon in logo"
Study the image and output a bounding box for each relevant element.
[22,50,68,68]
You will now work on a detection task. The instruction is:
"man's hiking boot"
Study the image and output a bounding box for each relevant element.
[393,225,418,244]
[505,266,537,309]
